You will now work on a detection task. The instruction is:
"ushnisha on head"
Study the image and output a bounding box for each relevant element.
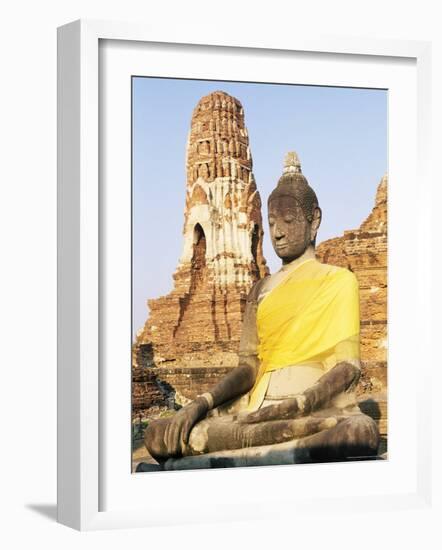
[268,152,322,263]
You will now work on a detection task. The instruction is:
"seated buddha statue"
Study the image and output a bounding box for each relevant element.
[143,152,380,470]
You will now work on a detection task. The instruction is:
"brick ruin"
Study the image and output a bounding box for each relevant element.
[133,91,268,413]
[316,175,388,442]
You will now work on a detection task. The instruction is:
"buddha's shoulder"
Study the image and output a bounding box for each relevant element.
[312,259,357,283]
[246,276,270,303]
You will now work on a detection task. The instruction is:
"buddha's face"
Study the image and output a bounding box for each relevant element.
[268,195,318,263]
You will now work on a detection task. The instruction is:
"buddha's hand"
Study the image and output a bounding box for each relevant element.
[238,396,304,424]
[163,397,209,456]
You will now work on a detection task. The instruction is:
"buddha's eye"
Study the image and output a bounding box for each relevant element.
[284,216,295,223]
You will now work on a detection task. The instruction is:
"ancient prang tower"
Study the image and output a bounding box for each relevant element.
[133,91,268,408]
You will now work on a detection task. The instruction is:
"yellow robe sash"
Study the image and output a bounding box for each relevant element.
[247,259,360,411]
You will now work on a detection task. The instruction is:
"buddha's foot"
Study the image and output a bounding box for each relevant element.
[295,413,380,461]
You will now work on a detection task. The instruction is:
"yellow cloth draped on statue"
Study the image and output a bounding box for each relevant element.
[247,259,360,411]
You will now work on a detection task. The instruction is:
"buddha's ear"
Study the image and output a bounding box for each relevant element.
[310,207,322,241]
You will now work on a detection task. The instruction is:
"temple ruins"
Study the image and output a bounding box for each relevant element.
[133,91,268,410]
[316,174,388,441]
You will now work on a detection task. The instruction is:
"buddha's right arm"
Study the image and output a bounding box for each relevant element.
[205,362,257,409]
[146,356,259,459]
[146,283,262,457]
[201,280,263,411]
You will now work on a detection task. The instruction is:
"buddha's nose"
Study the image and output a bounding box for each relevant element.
[275,227,285,239]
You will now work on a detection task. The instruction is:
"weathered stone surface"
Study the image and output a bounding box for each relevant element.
[154,366,234,405]
[358,392,387,437]
[358,391,387,455]
[133,91,268,409]
[132,344,169,418]
[316,175,388,395]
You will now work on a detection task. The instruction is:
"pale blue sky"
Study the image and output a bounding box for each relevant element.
[132,77,387,338]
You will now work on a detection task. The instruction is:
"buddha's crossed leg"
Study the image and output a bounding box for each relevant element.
[145,409,379,468]
[191,412,378,456]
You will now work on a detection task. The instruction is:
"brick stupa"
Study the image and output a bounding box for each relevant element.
[133,91,268,407]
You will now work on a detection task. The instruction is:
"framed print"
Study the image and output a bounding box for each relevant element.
[57,19,433,530]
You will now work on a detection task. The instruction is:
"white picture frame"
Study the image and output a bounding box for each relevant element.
[57,19,433,531]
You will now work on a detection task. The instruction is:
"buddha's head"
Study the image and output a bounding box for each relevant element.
[268,152,321,263]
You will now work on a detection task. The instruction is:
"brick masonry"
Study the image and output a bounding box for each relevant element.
[132,91,268,413]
